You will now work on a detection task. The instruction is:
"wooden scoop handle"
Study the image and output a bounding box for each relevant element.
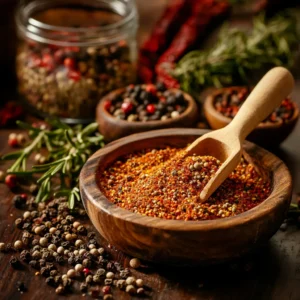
[228,67,294,142]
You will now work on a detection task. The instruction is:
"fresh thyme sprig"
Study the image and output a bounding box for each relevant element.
[174,12,299,93]
[1,120,104,208]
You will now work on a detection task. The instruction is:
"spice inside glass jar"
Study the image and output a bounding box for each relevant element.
[15,0,138,123]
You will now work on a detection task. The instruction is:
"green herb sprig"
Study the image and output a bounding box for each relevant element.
[174,12,299,93]
[1,120,104,208]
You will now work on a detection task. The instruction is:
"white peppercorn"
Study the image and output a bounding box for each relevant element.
[14,240,23,250]
[48,244,57,251]
[75,239,83,247]
[49,227,56,234]
[90,248,99,256]
[98,248,105,255]
[65,234,72,241]
[39,237,48,247]
[73,221,80,229]
[57,246,64,254]
[129,258,141,269]
[79,249,86,255]
[62,274,68,280]
[23,211,31,219]
[106,272,114,279]
[88,244,95,249]
[34,226,43,235]
[126,276,136,285]
[126,285,136,294]
[75,264,83,272]
[136,279,144,287]
[67,269,76,278]
[0,171,5,182]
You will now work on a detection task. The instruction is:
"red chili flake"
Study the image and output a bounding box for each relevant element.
[121,102,133,114]
[68,71,81,81]
[146,104,156,114]
[5,174,18,189]
[64,58,76,69]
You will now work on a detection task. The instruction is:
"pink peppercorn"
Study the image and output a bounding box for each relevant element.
[121,102,133,114]
[146,104,156,114]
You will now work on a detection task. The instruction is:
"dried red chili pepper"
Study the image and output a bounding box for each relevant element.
[156,0,230,88]
[138,0,190,83]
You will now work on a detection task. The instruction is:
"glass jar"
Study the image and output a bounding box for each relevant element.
[15,0,138,123]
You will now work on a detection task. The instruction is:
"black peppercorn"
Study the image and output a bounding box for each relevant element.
[29,260,39,269]
[39,259,46,267]
[46,276,57,287]
[54,275,62,284]
[44,233,52,239]
[80,282,88,292]
[13,195,26,209]
[61,241,70,248]
[20,250,31,263]
[61,219,68,225]
[32,239,39,246]
[56,255,64,265]
[10,256,21,269]
[40,266,50,277]
[22,223,31,230]
[47,263,56,271]
[66,215,75,223]
[68,257,75,266]
[87,232,96,239]
[62,278,72,288]
[77,225,87,235]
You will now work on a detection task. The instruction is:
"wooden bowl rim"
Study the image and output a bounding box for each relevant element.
[96,87,198,128]
[204,87,299,129]
[80,128,292,232]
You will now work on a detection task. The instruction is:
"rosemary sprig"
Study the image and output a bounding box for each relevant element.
[174,12,299,93]
[1,120,104,208]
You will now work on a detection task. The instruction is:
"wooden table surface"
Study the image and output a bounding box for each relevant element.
[1,1,300,299]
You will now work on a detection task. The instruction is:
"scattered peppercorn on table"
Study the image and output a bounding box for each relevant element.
[1,1,300,300]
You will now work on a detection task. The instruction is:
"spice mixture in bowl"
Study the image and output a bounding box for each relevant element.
[15,0,138,123]
[104,83,188,122]
[80,129,292,264]
[99,148,271,221]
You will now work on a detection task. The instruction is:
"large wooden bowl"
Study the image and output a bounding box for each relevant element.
[204,87,299,148]
[79,129,292,265]
[96,88,198,141]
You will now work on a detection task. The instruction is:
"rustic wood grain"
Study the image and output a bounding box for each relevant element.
[96,88,199,142]
[1,1,300,299]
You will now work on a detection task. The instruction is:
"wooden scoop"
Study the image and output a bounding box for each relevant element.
[186,67,295,202]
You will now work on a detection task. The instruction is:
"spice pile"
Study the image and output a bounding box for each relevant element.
[0,196,146,298]
[99,147,271,221]
[214,87,296,122]
[17,40,135,119]
[104,83,188,121]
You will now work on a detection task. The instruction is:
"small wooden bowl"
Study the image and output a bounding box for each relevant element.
[204,87,299,148]
[80,128,292,265]
[96,88,199,141]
